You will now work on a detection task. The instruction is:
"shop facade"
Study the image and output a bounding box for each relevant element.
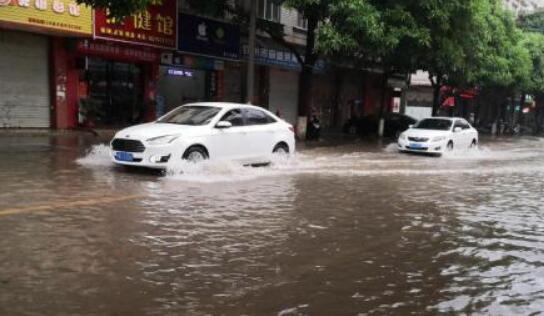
[0,0,93,128]
[241,39,303,126]
[156,13,241,112]
[69,0,178,128]
[74,40,162,127]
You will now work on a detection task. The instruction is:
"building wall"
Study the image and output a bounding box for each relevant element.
[504,0,543,15]
[281,8,307,46]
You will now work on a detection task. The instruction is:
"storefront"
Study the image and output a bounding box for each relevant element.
[158,51,227,113]
[75,40,161,127]
[158,14,240,111]
[241,39,303,125]
[71,0,177,128]
[0,0,92,128]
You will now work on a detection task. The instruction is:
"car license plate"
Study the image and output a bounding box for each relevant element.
[115,151,133,162]
[410,143,423,148]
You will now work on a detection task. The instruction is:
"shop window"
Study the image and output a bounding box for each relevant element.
[85,58,144,126]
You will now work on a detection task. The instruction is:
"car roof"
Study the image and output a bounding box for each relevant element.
[184,102,262,110]
[422,117,465,121]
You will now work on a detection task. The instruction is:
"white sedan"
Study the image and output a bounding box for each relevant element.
[397,117,478,155]
[110,102,295,168]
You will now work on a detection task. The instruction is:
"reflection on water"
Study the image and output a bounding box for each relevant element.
[1,136,544,315]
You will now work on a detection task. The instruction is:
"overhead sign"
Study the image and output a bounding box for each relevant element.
[77,39,160,63]
[242,43,301,70]
[94,0,177,49]
[242,42,326,72]
[179,14,240,60]
[0,0,92,36]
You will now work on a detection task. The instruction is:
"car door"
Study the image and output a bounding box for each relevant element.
[243,108,277,162]
[458,119,473,147]
[452,120,467,147]
[208,108,248,160]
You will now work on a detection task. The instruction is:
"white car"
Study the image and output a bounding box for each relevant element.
[110,102,295,169]
[397,117,478,155]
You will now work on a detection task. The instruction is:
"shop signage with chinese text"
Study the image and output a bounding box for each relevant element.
[94,0,177,49]
[179,14,240,60]
[0,0,92,36]
[242,42,325,72]
[242,43,300,70]
[77,40,160,63]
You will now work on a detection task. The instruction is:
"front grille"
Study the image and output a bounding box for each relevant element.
[408,137,429,142]
[111,139,145,153]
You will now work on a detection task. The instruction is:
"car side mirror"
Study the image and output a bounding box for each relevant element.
[454,127,462,133]
[408,124,414,129]
[216,121,233,129]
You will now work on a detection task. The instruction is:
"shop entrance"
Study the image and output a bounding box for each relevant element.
[85,58,145,127]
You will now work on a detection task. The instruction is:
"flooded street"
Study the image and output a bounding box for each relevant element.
[1,135,544,315]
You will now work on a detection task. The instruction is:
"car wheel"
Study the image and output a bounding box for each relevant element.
[183,146,209,163]
[273,143,289,155]
[470,139,478,149]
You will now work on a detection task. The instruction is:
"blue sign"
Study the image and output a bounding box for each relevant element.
[242,43,326,72]
[242,43,300,70]
[179,14,240,60]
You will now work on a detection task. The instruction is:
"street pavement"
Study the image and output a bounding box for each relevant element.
[1,133,544,315]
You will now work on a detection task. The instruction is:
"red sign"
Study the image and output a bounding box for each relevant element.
[77,40,160,63]
[94,0,177,49]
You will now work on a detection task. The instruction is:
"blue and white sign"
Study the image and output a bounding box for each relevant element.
[242,44,300,70]
[242,43,326,72]
[179,14,240,60]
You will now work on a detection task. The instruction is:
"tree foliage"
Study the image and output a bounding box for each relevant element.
[76,0,151,18]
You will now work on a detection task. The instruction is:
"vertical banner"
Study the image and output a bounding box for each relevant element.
[94,0,177,49]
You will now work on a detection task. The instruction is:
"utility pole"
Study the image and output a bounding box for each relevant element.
[246,0,257,104]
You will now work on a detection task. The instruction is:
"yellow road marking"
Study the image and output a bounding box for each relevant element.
[0,194,142,217]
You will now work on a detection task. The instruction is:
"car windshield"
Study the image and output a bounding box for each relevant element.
[414,119,452,131]
[157,106,221,126]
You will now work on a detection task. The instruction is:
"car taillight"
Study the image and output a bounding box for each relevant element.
[289,126,295,133]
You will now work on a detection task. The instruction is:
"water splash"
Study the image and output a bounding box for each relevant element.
[76,144,113,167]
[76,139,544,182]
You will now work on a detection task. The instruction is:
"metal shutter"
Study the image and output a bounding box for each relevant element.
[0,30,50,128]
[269,68,299,125]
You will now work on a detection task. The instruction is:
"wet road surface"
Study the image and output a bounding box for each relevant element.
[1,135,544,315]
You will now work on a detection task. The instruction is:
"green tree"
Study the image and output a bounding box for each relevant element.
[519,13,544,132]
[317,0,430,132]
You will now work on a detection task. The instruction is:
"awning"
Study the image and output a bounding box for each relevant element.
[442,97,455,107]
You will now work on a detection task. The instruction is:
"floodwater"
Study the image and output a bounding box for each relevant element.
[1,135,544,315]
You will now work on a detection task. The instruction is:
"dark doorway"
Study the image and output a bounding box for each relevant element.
[86,58,145,127]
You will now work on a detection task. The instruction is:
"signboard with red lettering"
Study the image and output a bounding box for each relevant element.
[94,0,177,49]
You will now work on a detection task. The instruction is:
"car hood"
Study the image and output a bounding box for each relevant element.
[404,129,450,138]
[114,122,206,140]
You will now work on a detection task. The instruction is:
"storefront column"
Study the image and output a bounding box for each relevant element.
[51,38,78,129]
[144,63,160,121]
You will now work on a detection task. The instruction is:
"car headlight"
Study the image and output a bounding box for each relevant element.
[399,133,407,141]
[432,136,446,142]
[146,135,180,145]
